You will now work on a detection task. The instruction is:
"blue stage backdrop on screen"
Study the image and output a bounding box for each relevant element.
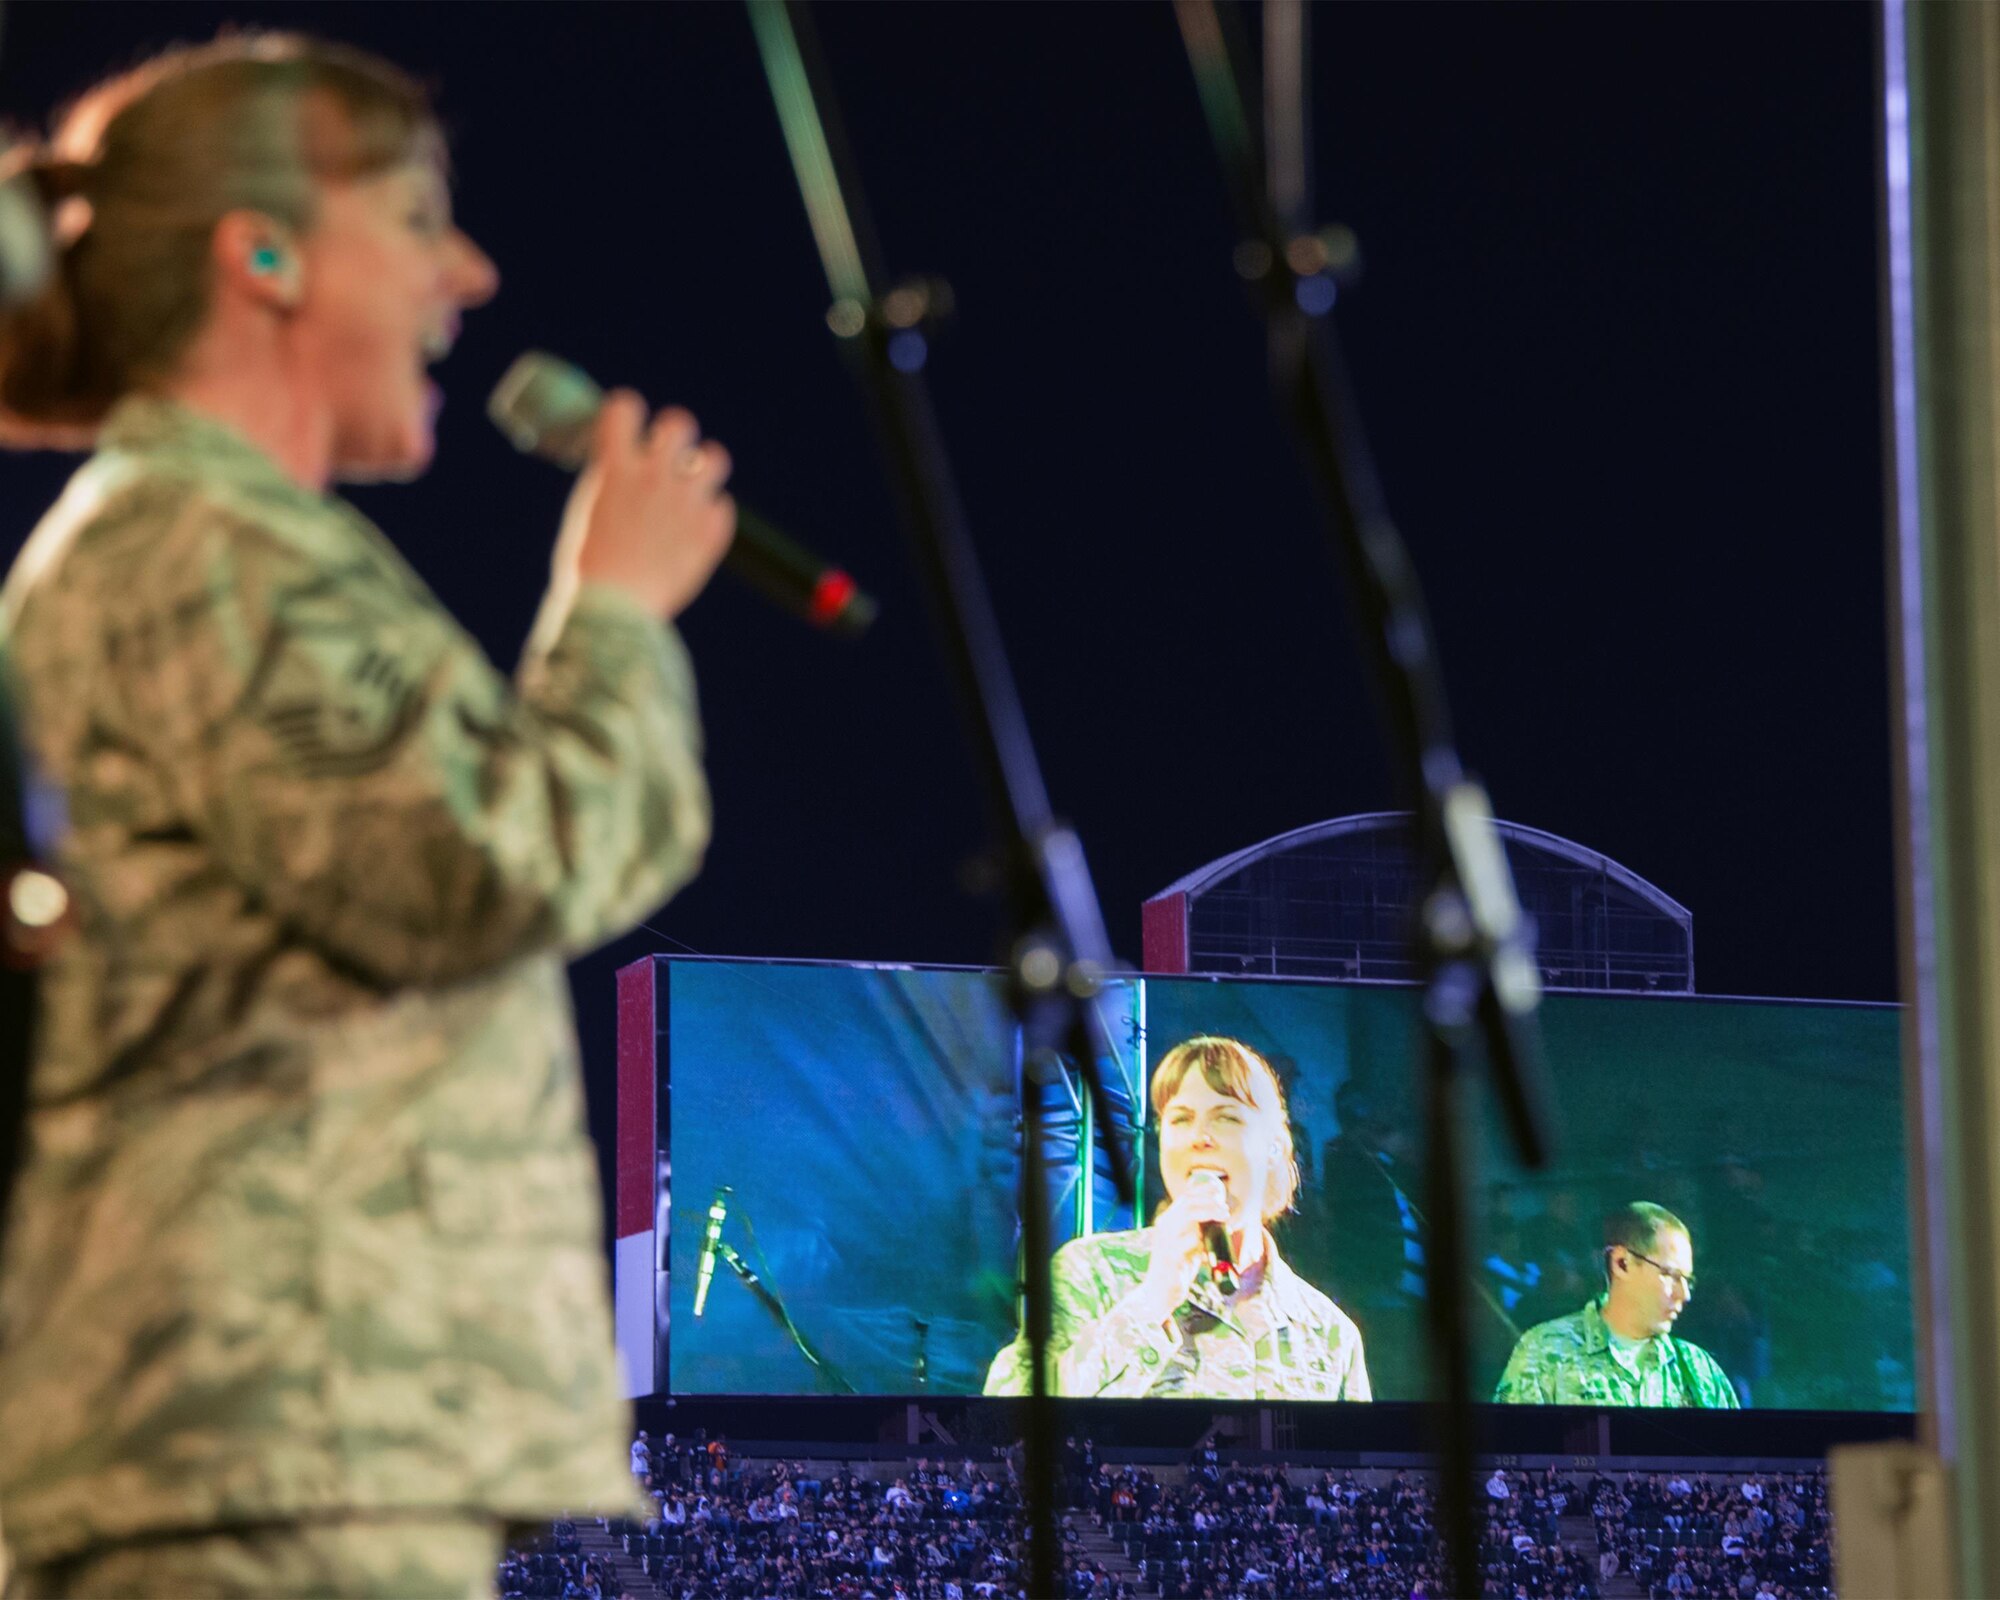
[640,957,1909,1410]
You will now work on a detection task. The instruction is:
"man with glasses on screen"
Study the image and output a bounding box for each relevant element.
[1492,1202,1738,1407]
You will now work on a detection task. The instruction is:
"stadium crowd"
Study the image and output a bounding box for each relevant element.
[1106,1457,1602,1599]
[498,1523,623,1600]
[589,1432,1046,1600]
[1591,1469,1833,1600]
[495,1438,1837,1600]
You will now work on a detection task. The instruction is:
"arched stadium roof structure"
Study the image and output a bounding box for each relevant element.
[1141,811,1693,993]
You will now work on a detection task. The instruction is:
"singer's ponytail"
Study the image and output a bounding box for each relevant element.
[0,33,437,447]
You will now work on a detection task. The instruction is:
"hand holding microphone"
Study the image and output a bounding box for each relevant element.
[1130,1170,1240,1325]
[1193,1183,1240,1298]
[567,391,735,621]
[1188,1171,1239,1297]
[493,352,877,635]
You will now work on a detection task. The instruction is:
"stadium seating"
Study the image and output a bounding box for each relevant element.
[496,1442,1836,1600]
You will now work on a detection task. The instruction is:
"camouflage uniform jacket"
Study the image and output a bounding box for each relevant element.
[982,1226,1370,1400]
[1492,1298,1739,1407]
[0,399,707,1564]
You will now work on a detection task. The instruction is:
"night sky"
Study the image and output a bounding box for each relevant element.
[0,3,1891,1192]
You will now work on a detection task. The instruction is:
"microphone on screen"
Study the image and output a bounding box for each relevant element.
[488,351,878,638]
[1189,1172,1239,1297]
[692,1184,731,1318]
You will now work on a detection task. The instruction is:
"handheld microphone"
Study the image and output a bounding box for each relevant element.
[1189,1172,1239,1297]
[488,352,878,637]
[692,1185,731,1318]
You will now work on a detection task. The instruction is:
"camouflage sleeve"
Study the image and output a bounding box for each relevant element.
[1690,1346,1741,1409]
[982,1239,1176,1398]
[980,1320,1033,1397]
[1339,1318,1372,1402]
[1492,1330,1555,1404]
[109,490,709,984]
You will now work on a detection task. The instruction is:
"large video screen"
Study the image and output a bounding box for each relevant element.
[626,957,1909,1411]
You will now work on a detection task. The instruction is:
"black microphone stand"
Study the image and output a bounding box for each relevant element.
[744,7,1136,1598]
[1172,6,1557,1596]
[711,1239,857,1395]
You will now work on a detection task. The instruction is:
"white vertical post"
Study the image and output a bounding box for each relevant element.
[1842,3,2000,1593]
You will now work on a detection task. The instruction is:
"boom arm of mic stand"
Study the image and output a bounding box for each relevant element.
[1173,6,1557,1597]
[1172,0,1555,1165]
[746,1,1131,1192]
[745,8,1130,1595]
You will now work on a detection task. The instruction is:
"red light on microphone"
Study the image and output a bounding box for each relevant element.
[810,570,858,627]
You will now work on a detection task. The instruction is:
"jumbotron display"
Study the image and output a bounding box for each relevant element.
[617,957,1909,1410]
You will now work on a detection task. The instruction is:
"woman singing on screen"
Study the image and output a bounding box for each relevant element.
[985,1035,1370,1401]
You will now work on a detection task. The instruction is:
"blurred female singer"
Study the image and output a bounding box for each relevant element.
[985,1035,1370,1401]
[0,35,731,1599]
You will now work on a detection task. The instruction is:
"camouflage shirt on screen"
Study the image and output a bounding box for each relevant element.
[983,1225,1370,1400]
[1493,1297,1739,1408]
[0,398,707,1564]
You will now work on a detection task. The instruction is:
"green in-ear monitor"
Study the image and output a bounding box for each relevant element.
[249,245,283,276]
